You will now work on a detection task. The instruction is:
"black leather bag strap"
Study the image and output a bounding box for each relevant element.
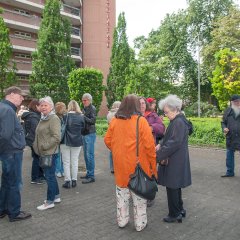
[136,115,141,163]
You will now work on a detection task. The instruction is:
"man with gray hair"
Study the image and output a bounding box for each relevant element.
[80,93,97,183]
[221,94,240,177]
[0,86,32,222]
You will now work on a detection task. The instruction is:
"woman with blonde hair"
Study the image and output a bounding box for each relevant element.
[106,101,121,173]
[61,100,85,188]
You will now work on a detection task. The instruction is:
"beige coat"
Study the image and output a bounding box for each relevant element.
[33,114,61,156]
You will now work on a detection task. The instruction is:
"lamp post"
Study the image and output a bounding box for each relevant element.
[197,34,201,117]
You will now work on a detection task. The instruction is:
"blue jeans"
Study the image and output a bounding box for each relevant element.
[226,149,235,176]
[83,133,96,179]
[43,154,60,203]
[55,151,64,175]
[31,147,44,181]
[109,151,114,172]
[0,152,23,218]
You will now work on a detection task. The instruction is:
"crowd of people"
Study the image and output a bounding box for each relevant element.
[0,85,239,232]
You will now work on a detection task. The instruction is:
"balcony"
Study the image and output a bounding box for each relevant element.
[71,47,82,61]
[61,4,82,25]
[71,26,82,43]
[2,8,40,33]
[10,34,37,49]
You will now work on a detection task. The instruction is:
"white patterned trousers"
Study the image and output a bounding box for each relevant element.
[61,144,81,181]
[116,186,147,231]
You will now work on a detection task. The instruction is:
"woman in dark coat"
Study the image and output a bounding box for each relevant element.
[21,99,44,184]
[156,94,191,223]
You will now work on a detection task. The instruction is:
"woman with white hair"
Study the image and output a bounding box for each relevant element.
[33,96,61,210]
[156,94,191,223]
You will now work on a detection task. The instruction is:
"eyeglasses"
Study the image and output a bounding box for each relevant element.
[82,99,88,102]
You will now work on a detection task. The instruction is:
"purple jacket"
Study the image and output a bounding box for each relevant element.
[144,112,165,143]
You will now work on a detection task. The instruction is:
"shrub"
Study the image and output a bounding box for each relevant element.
[97,117,226,148]
[184,102,221,117]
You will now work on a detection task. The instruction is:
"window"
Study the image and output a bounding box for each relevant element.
[14,9,31,16]
[14,31,32,39]
[15,53,31,59]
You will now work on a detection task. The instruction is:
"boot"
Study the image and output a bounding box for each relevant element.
[62,181,71,189]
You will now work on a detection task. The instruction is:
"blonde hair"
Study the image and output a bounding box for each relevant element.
[68,100,81,113]
[111,101,121,110]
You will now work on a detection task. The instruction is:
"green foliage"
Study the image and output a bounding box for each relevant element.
[67,67,104,113]
[96,117,226,148]
[210,48,240,110]
[106,12,133,108]
[0,11,17,99]
[30,0,74,103]
[202,7,240,78]
[184,102,221,117]
[187,118,225,147]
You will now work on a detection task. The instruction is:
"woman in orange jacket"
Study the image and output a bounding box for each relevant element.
[104,94,157,232]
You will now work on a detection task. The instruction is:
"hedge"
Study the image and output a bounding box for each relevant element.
[96,117,226,148]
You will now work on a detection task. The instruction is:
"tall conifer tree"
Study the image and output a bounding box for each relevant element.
[106,12,132,107]
[30,0,74,103]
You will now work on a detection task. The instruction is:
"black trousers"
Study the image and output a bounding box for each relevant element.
[166,187,183,217]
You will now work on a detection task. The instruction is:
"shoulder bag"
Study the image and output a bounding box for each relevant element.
[128,116,158,201]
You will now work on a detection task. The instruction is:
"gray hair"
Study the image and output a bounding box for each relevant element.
[39,96,54,109]
[158,94,182,112]
[82,93,92,103]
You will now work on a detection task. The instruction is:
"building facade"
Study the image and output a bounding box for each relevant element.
[0,0,115,115]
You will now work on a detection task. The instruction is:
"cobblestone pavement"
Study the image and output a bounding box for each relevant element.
[1,137,240,240]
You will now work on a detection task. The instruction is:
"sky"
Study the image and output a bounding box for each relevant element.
[116,0,188,47]
[116,0,240,47]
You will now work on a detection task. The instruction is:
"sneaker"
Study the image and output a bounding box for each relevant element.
[37,203,55,211]
[56,173,62,178]
[44,198,61,204]
[31,179,45,185]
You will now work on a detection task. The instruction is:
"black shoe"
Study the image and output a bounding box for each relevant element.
[80,175,88,179]
[9,211,32,222]
[62,181,71,189]
[0,211,7,219]
[221,174,234,178]
[163,214,182,223]
[72,180,77,188]
[82,178,95,184]
[181,209,186,218]
[110,170,114,174]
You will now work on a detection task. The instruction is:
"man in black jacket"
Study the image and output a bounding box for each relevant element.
[221,94,240,177]
[81,93,96,184]
[0,86,32,222]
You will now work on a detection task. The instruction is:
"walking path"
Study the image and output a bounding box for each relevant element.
[0,137,240,240]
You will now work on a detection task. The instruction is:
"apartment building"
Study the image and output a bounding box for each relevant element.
[0,0,115,115]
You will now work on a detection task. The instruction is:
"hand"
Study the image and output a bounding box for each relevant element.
[155,144,160,151]
[223,128,229,135]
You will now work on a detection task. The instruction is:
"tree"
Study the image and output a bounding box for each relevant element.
[30,0,74,103]
[210,48,240,110]
[0,9,17,99]
[106,12,133,107]
[203,7,240,74]
[68,68,104,113]
[134,11,197,102]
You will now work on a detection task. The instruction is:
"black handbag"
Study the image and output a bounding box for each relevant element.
[128,116,158,201]
[39,155,53,168]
